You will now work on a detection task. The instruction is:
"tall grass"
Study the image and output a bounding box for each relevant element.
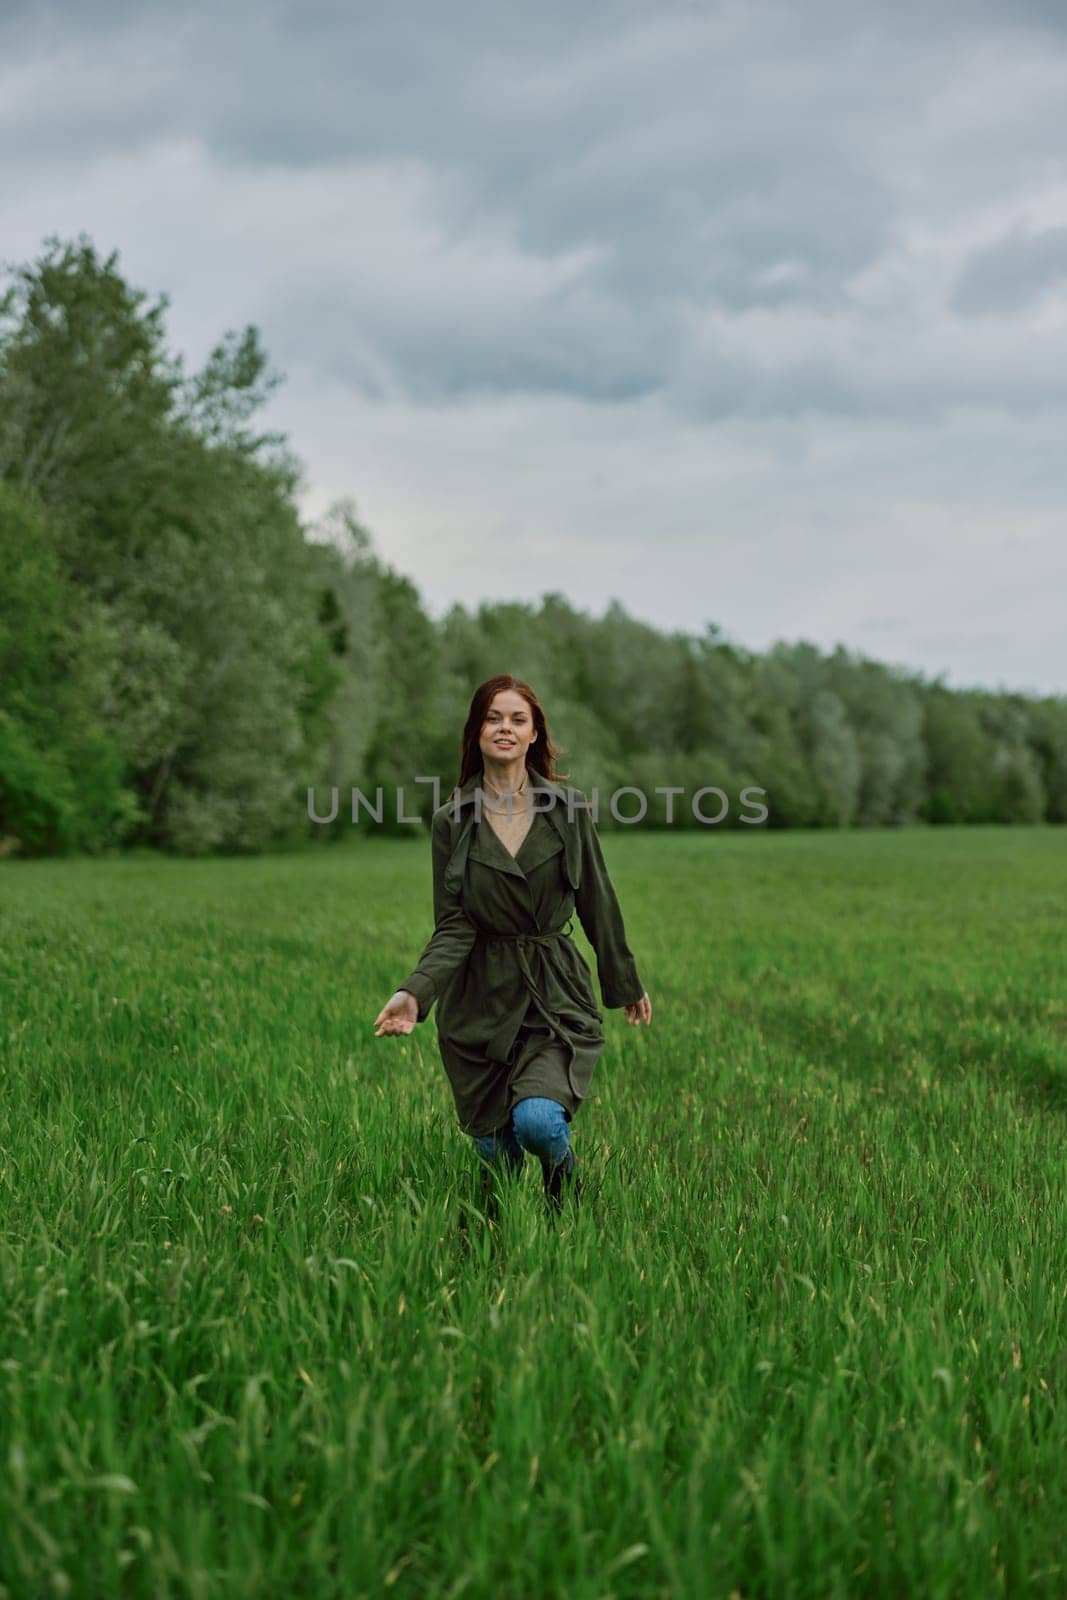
[1,827,1064,1598]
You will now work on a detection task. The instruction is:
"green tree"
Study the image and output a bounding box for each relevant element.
[0,235,341,853]
[0,480,137,854]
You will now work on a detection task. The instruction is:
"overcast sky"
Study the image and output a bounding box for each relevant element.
[3,0,1066,694]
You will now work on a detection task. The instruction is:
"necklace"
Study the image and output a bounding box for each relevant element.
[483,766,529,804]
[482,768,532,839]
[482,765,533,856]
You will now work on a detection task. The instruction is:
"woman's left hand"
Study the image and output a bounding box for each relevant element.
[623,992,652,1027]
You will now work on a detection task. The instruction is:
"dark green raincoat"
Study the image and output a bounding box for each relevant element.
[397,768,645,1139]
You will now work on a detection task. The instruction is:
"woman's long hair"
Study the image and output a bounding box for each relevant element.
[454,676,569,791]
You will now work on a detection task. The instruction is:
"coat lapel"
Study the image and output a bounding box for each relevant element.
[441,768,581,895]
[467,813,527,880]
[514,811,565,875]
[532,770,581,890]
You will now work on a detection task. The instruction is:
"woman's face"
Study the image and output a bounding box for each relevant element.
[479,690,537,769]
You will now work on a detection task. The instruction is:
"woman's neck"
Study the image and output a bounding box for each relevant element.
[482,762,529,804]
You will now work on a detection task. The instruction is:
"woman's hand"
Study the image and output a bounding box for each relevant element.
[623,992,652,1027]
[374,990,419,1036]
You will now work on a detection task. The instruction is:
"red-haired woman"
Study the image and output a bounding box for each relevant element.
[374,676,652,1220]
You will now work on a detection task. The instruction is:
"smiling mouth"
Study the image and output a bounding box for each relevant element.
[495,741,515,747]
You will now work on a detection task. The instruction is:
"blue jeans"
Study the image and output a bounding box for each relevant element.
[472,1096,571,1175]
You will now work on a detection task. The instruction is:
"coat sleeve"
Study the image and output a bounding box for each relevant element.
[573,803,645,1008]
[397,809,478,1023]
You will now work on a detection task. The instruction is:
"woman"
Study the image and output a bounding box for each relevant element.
[374,675,652,1220]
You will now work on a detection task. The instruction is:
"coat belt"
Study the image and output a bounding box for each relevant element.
[481,921,574,944]
[479,922,581,1099]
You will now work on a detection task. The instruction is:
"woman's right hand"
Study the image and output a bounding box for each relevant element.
[374,990,419,1036]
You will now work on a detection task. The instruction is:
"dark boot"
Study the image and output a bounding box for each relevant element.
[542,1148,582,1216]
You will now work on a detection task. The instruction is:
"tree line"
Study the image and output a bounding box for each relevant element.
[1,236,1064,857]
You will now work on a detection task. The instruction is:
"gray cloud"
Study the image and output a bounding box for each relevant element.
[2,0,1066,690]
[5,3,1066,417]
[953,224,1067,314]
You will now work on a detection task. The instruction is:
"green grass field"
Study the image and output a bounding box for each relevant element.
[1,827,1065,1599]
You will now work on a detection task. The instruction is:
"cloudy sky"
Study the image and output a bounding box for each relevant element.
[3,0,1066,694]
